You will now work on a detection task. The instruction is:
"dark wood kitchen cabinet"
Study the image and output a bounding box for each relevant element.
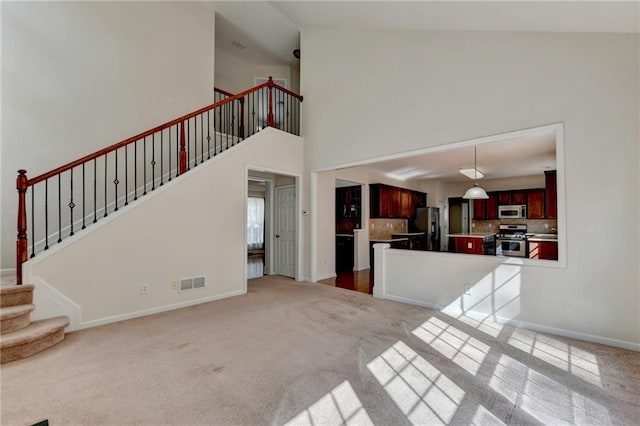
[528,240,558,260]
[545,170,557,219]
[370,184,426,218]
[527,189,545,219]
[511,190,527,205]
[472,192,499,220]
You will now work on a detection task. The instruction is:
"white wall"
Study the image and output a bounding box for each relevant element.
[214,47,292,93]
[25,128,303,329]
[302,29,639,346]
[1,1,216,269]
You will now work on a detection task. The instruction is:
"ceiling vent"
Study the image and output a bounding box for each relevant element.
[179,276,206,293]
[230,40,246,50]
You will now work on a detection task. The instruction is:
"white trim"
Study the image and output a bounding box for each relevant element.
[1,268,16,275]
[245,163,303,283]
[310,171,318,282]
[383,293,639,352]
[75,290,245,331]
[317,272,337,281]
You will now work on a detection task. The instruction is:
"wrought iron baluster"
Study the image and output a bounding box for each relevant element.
[104,155,108,217]
[207,110,211,160]
[82,163,86,230]
[45,179,50,249]
[169,127,173,182]
[57,174,62,243]
[134,141,138,200]
[69,168,75,236]
[93,159,97,224]
[143,137,147,195]
[30,187,35,257]
[200,113,204,163]
[114,149,119,211]
[151,133,156,190]
[160,130,164,186]
[125,145,129,206]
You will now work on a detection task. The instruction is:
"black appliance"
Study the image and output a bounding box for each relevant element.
[412,207,441,251]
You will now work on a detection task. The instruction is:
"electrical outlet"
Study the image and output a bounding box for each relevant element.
[171,280,178,290]
[544,223,549,229]
[140,283,149,295]
[464,285,473,296]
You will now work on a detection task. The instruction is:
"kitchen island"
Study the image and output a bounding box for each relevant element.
[448,233,496,255]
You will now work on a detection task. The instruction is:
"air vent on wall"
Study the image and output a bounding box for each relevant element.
[230,40,246,50]
[179,276,206,293]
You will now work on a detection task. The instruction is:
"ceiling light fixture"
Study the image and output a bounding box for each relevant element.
[463,146,489,200]
[459,168,484,180]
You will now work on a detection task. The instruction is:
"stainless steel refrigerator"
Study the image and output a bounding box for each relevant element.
[412,207,441,251]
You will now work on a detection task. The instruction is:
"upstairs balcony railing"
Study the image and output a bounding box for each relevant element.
[15,77,303,284]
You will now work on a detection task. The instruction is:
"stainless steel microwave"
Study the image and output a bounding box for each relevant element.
[498,204,527,219]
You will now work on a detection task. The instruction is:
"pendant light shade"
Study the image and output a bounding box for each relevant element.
[463,183,489,199]
[463,146,489,199]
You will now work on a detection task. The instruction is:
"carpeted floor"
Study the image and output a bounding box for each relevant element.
[1,275,639,425]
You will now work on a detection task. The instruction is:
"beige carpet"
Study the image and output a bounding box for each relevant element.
[1,275,638,425]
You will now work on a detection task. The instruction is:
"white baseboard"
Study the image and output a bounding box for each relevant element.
[75,289,246,331]
[353,265,370,272]
[384,293,639,352]
[317,272,337,281]
[0,268,16,276]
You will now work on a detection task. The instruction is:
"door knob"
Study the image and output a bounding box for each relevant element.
[276,234,280,238]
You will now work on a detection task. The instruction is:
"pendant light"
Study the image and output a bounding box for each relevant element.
[463,146,489,199]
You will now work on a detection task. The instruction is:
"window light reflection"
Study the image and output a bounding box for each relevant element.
[367,341,465,425]
[489,354,610,424]
[284,380,373,426]
[471,405,505,426]
[507,328,602,387]
[412,317,490,375]
[441,264,522,338]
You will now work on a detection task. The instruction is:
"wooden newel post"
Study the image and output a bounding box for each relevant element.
[16,169,28,285]
[179,120,187,174]
[238,98,245,138]
[267,76,275,128]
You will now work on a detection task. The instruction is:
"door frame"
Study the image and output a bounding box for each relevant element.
[275,184,296,278]
[247,176,273,276]
[245,166,302,291]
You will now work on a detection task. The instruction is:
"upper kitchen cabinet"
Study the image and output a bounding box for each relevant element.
[527,189,545,219]
[472,192,499,220]
[336,185,361,220]
[545,170,557,219]
[370,184,426,218]
[511,190,528,205]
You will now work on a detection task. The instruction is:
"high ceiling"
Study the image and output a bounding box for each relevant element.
[356,132,556,183]
[212,1,639,65]
[211,1,632,182]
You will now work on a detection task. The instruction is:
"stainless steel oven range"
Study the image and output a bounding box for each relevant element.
[496,224,527,257]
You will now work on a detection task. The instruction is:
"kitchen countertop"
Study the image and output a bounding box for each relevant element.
[335,234,354,237]
[447,233,496,239]
[527,234,558,242]
[370,237,409,243]
[390,232,425,236]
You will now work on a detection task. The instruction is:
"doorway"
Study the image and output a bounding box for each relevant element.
[247,179,268,279]
[275,185,296,278]
[447,197,469,251]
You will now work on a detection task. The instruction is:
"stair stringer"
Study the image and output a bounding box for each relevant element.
[23,127,304,331]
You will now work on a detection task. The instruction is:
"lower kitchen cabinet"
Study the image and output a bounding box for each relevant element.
[448,235,495,255]
[336,235,354,272]
[528,240,558,260]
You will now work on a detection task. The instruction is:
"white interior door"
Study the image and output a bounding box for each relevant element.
[275,185,296,278]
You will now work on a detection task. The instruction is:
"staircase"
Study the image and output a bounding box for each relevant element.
[1,284,69,363]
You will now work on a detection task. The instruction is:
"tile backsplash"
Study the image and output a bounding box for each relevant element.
[472,219,558,234]
[369,219,408,239]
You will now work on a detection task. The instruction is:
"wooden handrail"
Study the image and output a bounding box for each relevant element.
[27,82,271,186]
[16,78,303,284]
[214,87,234,98]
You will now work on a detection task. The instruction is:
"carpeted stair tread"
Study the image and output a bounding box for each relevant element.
[1,304,35,334]
[1,304,35,320]
[1,316,69,349]
[1,285,34,307]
